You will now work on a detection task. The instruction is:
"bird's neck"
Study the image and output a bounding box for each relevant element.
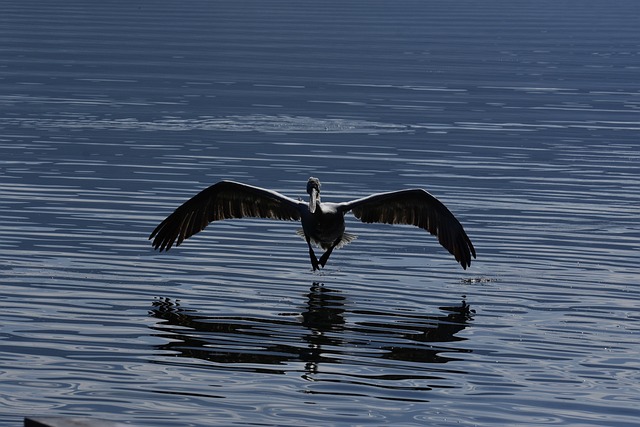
[309,199,322,214]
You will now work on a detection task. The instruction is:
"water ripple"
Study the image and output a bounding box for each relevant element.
[0,114,408,134]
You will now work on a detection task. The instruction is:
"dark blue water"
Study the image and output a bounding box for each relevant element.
[1,1,639,425]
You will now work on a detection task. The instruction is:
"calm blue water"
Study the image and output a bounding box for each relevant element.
[1,1,639,426]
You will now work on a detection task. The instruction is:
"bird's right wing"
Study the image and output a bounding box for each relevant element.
[338,189,476,269]
[150,180,303,251]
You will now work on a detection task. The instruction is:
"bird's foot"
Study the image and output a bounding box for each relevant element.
[319,253,330,268]
[309,255,320,271]
[319,241,339,267]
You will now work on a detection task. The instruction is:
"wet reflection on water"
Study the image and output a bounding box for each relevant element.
[150,283,472,389]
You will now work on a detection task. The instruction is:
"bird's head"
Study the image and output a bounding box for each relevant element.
[306,177,321,213]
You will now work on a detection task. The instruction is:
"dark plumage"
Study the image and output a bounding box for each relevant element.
[150,177,476,270]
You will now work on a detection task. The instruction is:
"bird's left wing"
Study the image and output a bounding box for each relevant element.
[150,180,303,251]
[338,189,476,269]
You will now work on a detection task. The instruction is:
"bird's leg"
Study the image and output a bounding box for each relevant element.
[305,236,320,271]
[319,238,341,268]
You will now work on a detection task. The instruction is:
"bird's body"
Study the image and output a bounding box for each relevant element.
[302,202,346,249]
[150,177,476,270]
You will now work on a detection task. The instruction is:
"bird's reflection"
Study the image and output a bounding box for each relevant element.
[149,282,473,379]
[299,282,347,375]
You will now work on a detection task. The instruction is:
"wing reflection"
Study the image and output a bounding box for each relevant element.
[149,282,473,379]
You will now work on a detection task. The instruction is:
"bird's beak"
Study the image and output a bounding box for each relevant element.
[309,187,318,213]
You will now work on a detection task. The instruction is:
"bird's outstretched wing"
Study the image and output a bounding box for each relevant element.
[338,189,476,269]
[150,180,303,251]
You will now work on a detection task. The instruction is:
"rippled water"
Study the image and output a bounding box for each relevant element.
[2,1,639,426]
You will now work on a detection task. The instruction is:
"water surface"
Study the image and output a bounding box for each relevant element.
[1,1,639,426]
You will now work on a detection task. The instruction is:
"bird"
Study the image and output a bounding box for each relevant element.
[149,177,476,271]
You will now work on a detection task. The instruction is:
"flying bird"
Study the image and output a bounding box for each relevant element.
[149,177,476,271]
